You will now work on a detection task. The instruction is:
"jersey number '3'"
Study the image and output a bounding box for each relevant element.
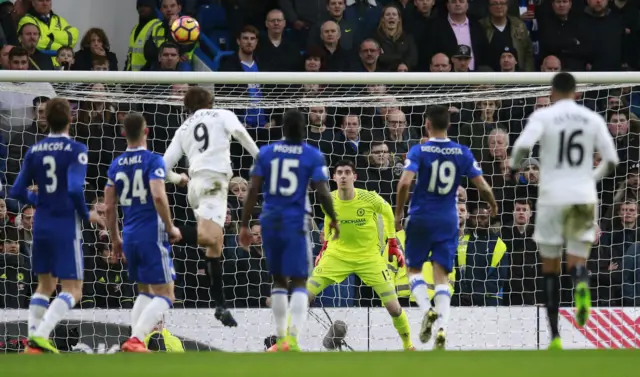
[427,160,456,195]
[116,169,148,206]
[269,158,299,196]
[43,155,58,193]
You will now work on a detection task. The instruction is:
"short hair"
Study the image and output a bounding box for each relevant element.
[334,160,356,174]
[282,110,305,143]
[123,113,147,141]
[32,96,49,107]
[3,226,19,243]
[45,98,71,133]
[237,25,259,39]
[606,110,627,122]
[9,46,28,60]
[56,46,73,57]
[183,86,213,113]
[552,72,576,94]
[514,198,532,208]
[18,22,39,36]
[427,105,450,131]
[92,55,108,66]
[159,42,179,54]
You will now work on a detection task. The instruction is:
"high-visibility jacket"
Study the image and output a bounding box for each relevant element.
[151,21,196,61]
[18,12,79,51]
[126,19,162,71]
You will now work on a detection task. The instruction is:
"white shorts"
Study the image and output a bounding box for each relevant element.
[533,203,597,250]
[187,171,231,227]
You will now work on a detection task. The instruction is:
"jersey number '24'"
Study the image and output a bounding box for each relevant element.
[270,158,299,196]
[116,170,148,205]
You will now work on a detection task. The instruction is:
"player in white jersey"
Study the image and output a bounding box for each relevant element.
[163,87,260,326]
[509,73,619,350]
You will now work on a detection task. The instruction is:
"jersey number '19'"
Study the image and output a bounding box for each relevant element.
[427,160,456,195]
[269,158,299,196]
[115,170,148,206]
[557,130,584,167]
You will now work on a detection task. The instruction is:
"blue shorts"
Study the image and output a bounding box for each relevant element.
[405,216,458,273]
[123,239,175,285]
[261,226,313,278]
[32,234,84,280]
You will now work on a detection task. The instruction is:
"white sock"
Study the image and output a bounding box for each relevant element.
[434,284,451,331]
[131,293,153,329]
[28,293,50,337]
[271,288,288,338]
[409,274,432,313]
[131,296,172,341]
[288,288,308,338]
[33,292,75,339]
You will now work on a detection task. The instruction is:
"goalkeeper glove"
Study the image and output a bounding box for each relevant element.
[315,241,328,266]
[387,238,405,267]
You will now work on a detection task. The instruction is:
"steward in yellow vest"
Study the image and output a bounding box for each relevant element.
[126,0,162,71]
[17,9,78,52]
[143,18,196,70]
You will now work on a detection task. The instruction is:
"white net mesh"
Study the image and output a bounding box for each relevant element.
[0,72,639,352]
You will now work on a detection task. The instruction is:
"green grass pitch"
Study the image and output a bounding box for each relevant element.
[1,350,638,377]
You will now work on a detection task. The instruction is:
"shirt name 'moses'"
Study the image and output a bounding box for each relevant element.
[31,142,72,152]
[118,155,142,165]
[273,144,303,154]
[421,145,463,155]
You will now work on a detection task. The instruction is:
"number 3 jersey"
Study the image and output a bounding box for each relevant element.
[404,138,482,223]
[106,147,166,239]
[510,99,619,206]
[163,108,259,178]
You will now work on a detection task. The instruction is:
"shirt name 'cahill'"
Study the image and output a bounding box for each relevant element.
[119,155,142,165]
[420,145,463,155]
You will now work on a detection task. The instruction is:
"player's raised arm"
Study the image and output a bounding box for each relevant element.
[163,126,189,186]
[395,145,419,231]
[593,114,620,180]
[222,110,260,158]
[149,157,181,243]
[509,112,544,172]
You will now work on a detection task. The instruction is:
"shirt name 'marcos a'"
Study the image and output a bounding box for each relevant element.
[273,144,303,154]
[31,142,72,153]
[421,145,463,155]
[118,155,143,166]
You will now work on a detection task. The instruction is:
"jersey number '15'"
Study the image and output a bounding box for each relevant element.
[115,170,148,206]
[427,160,456,195]
[269,158,299,196]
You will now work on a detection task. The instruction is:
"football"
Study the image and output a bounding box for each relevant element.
[171,16,200,44]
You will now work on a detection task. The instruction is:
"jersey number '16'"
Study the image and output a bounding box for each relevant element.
[557,130,584,167]
[269,158,299,196]
[115,170,148,206]
[427,160,456,195]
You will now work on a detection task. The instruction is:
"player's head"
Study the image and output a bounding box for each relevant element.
[123,113,148,144]
[333,160,357,189]
[550,72,576,101]
[183,86,213,114]
[45,97,72,134]
[426,105,450,135]
[282,109,305,143]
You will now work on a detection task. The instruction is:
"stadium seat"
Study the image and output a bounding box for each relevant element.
[198,4,228,33]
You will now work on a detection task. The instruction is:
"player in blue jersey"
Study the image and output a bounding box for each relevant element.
[395,105,498,350]
[9,98,104,354]
[239,110,339,352]
[104,113,182,353]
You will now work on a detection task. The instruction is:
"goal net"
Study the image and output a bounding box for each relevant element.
[0,71,638,352]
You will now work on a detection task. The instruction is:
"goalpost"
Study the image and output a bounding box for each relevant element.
[0,71,638,352]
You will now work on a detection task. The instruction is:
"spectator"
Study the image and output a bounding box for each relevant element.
[309,0,358,51]
[147,42,180,71]
[73,28,118,71]
[305,105,335,159]
[427,0,489,71]
[17,204,33,256]
[6,96,48,184]
[278,0,326,46]
[404,0,438,41]
[502,199,540,306]
[0,43,12,68]
[315,20,351,72]
[356,141,404,205]
[55,46,73,70]
[256,9,301,72]
[351,38,383,72]
[451,44,472,72]
[582,0,628,71]
[0,198,9,228]
[374,109,417,155]
[480,0,534,72]
[232,221,271,307]
[499,46,518,72]
[146,0,195,71]
[332,114,368,163]
[344,0,382,39]
[458,205,508,306]
[457,99,504,160]
[125,0,162,71]
[540,55,562,72]
[219,26,272,128]
[537,0,588,71]
[302,45,325,72]
[0,225,31,309]
[429,52,451,72]
[0,1,17,46]
[371,5,417,71]
[18,23,53,70]
[91,55,109,71]
[17,0,79,53]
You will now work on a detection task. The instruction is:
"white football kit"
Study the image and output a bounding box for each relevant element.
[164,109,259,226]
[510,99,619,256]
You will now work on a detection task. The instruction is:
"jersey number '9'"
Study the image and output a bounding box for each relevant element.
[194,123,209,153]
[115,169,148,206]
[427,160,456,195]
[269,158,299,196]
[557,130,584,167]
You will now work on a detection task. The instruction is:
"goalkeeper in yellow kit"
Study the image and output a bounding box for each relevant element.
[308,160,413,351]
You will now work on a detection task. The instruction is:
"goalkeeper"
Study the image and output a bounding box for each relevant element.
[308,160,413,351]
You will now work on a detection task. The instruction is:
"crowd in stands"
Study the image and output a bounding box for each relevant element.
[1,0,640,311]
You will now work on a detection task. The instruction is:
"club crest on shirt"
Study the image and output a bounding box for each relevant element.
[356,208,365,216]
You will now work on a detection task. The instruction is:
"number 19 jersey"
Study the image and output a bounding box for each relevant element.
[402,138,481,271]
[252,141,329,278]
[106,147,175,284]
